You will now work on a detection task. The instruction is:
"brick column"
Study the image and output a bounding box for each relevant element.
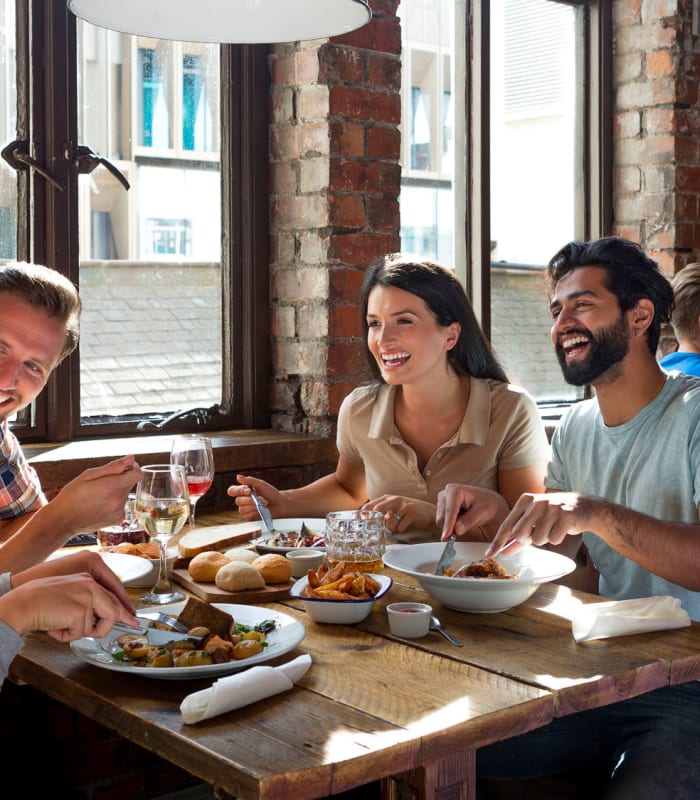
[269,1,401,436]
[613,0,700,275]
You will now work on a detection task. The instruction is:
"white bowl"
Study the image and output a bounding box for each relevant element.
[386,601,432,638]
[383,542,576,613]
[290,572,393,624]
[285,548,326,578]
[101,548,178,588]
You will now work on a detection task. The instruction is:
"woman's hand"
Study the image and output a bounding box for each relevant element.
[363,495,438,536]
[436,483,511,541]
[227,475,287,522]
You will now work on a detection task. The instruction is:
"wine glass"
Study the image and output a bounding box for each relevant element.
[170,435,215,528]
[136,464,189,604]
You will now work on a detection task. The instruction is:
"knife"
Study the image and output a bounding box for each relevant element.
[249,488,275,538]
[434,535,456,575]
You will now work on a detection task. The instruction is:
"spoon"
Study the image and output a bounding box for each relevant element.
[430,616,462,647]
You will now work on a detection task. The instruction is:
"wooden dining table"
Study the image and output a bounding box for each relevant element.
[9,514,700,800]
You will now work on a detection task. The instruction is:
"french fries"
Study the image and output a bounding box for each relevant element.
[302,563,381,601]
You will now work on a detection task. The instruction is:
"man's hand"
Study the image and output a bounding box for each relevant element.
[11,550,135,614]
[485,491,590,557]
[49,454,143,534]
[0,573,139,640]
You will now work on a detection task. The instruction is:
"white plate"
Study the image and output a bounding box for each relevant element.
[48,550,153,585]
[383,542,576,613]
[70,602,306,680]
[251,518,326,554]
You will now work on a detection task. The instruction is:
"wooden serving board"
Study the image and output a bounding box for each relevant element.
[171,567,293,603]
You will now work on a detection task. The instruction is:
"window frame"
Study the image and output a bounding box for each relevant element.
[464,0,613,336]
[10,0,270,443]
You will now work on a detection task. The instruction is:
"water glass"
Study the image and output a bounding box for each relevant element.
[325,510,385,573]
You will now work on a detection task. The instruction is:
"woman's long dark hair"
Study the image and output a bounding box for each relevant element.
[360,254,509,383]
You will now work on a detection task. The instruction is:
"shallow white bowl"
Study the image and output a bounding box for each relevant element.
[100,548,178,588]
[383,542,576,613]
[290,572,392,623]
[286,548,326,578]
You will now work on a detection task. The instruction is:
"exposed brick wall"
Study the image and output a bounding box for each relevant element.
[269,0,401,436]
[613,0,700,275]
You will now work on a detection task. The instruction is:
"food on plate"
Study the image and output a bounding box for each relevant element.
[303,562,381,600]
[215,561,266,592]
[251,553,292,584]
[110,608,278,668]
[445,557,516,579]
[97,521,148,548]
[188,551,232,582]
[222,546,258,564]
[266,521,325,548]
[109,541,161,559]
[176,596,236,638]
[177,522,261,558]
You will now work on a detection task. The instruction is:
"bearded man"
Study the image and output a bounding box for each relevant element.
[437,237,700,798]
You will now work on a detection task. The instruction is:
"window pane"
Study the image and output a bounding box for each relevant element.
[399,0,456,264]
[490,0,582,402]
[77,22,222,420]
[0,0,17,260]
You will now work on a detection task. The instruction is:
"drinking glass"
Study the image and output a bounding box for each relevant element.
[170,435,215,528]
[136,464,189,604]
[325,510,386,573]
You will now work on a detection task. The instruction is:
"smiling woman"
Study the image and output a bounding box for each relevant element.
[228,254,549,543]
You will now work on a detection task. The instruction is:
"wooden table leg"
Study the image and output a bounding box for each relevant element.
[381,749,476,800]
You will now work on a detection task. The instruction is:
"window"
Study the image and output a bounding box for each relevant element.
[1,0,270,442]
[398,0,612,404]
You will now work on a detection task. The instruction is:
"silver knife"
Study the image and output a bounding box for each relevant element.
[249,488,275,538]
[434,535,456,575]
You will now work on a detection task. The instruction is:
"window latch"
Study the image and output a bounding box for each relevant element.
[1,139,64,191]
[136,404,220,432]
[72,144,130,191]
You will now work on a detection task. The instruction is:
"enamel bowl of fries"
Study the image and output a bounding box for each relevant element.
[290,563,392,624]
[383,542,575,613]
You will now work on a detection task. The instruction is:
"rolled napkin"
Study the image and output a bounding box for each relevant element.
[572,595,690,643]
[180,654,312,724]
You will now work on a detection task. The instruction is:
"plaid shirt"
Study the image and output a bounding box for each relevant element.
[0,419,45,520]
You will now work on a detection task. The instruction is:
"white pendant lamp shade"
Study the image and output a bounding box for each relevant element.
[67,0,372,44]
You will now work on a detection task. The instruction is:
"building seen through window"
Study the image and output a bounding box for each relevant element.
[398,0,604,404]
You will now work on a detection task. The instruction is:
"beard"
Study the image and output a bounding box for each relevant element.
[556,316,631,386]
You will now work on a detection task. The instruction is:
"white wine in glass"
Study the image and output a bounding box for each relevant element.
[136,464,189,604]
[170,435,214,528]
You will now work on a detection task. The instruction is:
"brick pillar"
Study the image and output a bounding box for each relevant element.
[613,0,700,275]
[269,1,401,436]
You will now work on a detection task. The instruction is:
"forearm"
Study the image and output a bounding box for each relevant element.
[0,501,76,573]
[584,498,700,591]
[281,474,365,518]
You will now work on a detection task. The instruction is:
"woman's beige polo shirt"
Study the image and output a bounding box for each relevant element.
[337,379,548,507]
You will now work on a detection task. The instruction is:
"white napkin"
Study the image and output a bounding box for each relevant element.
[571,595,690,643]
[180,654,312,724]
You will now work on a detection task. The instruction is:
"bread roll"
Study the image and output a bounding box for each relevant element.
[188,551,231,582]
[223,547,258,564]
[252,553,292,584]
[215,561,266,592]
